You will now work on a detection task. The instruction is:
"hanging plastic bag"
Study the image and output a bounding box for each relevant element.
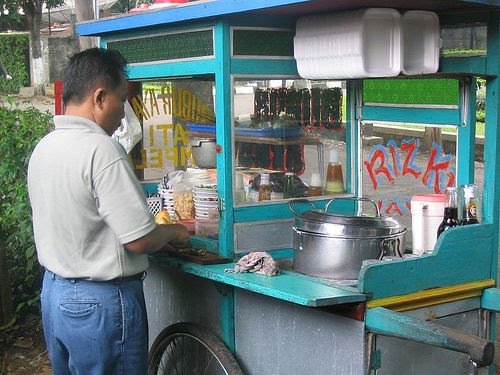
[112,100,142,153]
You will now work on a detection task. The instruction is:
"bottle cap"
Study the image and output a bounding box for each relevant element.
[285,172,294,176]
[329,149,340,163]
[463,185,476,198]
[310,173,321,186]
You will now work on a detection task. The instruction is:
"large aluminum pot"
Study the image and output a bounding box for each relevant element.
[290,197,406,280]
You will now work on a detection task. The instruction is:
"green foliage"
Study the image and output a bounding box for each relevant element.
[476,109,485,124]
[46,0,65,9]
[0,33,30,93]
[442,48,486,55]
[0,98,53,315]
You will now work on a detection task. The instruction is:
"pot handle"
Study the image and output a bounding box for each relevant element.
[288,198,317,216]
[324,197,380,218]
[380,237,403,258]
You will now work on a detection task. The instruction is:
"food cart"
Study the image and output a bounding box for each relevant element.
[77,0,500,373]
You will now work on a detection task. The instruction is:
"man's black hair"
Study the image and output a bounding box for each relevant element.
[62,48,128,106]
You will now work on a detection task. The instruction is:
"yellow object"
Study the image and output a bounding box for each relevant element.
[367,279,495,312]
[155,210,173,224]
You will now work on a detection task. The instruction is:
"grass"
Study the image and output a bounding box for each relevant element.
[402,122,485,136]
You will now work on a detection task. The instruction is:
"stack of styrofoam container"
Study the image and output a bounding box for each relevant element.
[401,10,440,75]
[294,8,440,79]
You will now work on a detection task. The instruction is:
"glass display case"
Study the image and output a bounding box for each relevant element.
[231,77,345,205]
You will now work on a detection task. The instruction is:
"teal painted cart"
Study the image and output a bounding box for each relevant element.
[78,1,500,373]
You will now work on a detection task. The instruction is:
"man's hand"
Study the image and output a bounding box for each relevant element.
[124,223,190,255]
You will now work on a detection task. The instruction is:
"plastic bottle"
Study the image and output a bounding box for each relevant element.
[437,187,459,238]
[459,184,480,225]
[283,172,295,199]
[258,173,271,201]
[325,149,345,194]
[307,172,323,197]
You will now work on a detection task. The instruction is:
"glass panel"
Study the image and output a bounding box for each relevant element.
[232,78,347,205]
[128,79,216,180]
[126,78,218,236]
[441,25,486,55]
[361,122,458,253]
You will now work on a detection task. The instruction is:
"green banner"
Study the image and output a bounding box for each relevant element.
[363,79,459,106]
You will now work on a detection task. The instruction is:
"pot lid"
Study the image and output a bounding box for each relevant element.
[290,197,406,237]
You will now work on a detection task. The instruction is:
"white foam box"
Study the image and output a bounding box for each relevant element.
[402,10,440,75]
[294,8,401,79]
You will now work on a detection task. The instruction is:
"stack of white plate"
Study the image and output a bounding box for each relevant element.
[158,187,175,219]
[193,185,218,219]
[182,168,212,187]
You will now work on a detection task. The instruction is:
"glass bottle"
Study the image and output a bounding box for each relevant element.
[258,173,271,201]
[459,184,480,225]
[437,187,459,238]
[325,149,345,194]
[283,172,295,199]
[307,172,323,197]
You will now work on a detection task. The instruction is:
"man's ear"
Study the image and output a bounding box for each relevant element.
[93,87,106,108]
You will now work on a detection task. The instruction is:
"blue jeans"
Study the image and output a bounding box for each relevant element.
[41,270,148,375]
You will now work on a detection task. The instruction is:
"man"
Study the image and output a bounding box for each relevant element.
[27,48,189,374]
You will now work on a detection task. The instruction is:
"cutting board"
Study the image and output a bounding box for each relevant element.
[177,251,232,265]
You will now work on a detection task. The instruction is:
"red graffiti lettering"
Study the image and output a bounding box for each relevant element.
[445,171,455,189]
[363,149,395,190]
[422,147,452,193]
[388,143,400,177]
[385,201,404,216]
[401,140,421,178]
[405,200,412,212]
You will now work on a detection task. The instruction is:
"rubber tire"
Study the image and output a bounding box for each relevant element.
[148,322,244,375]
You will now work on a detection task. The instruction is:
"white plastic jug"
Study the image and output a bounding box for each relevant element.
[411,194,446,255]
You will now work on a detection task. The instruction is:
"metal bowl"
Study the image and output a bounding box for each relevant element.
[190,138,216,168]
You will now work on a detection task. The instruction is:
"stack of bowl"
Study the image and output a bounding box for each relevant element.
[193,185,218,219]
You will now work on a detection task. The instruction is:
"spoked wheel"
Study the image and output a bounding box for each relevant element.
[148,322,244,375]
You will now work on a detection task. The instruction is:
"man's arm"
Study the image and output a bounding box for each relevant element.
[124,223,189,254]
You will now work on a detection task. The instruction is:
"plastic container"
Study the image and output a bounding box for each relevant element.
[146,197,163,216]
[258,173,271,201]
[294,8,401,79]
[308,173,323,197]
[401,10,440,75]
[195,219,219,238]
[411,193,446,255]
[325,150,345,194]
[178,218,196,234]
[173,183,195,219]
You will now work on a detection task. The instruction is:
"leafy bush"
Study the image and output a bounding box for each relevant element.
[476,109,485,123]
[0,34,30,94]
[0,98,53,315]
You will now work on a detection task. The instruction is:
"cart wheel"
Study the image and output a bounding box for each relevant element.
[148,322,244,375]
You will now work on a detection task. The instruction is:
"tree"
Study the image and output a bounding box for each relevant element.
[74,0,94,50]
[0,1,63,95]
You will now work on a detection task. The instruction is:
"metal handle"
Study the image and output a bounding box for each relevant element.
[324,197,380,218]
[288,198,317,217]
[365,307,494,368]
[380,237,403,258]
